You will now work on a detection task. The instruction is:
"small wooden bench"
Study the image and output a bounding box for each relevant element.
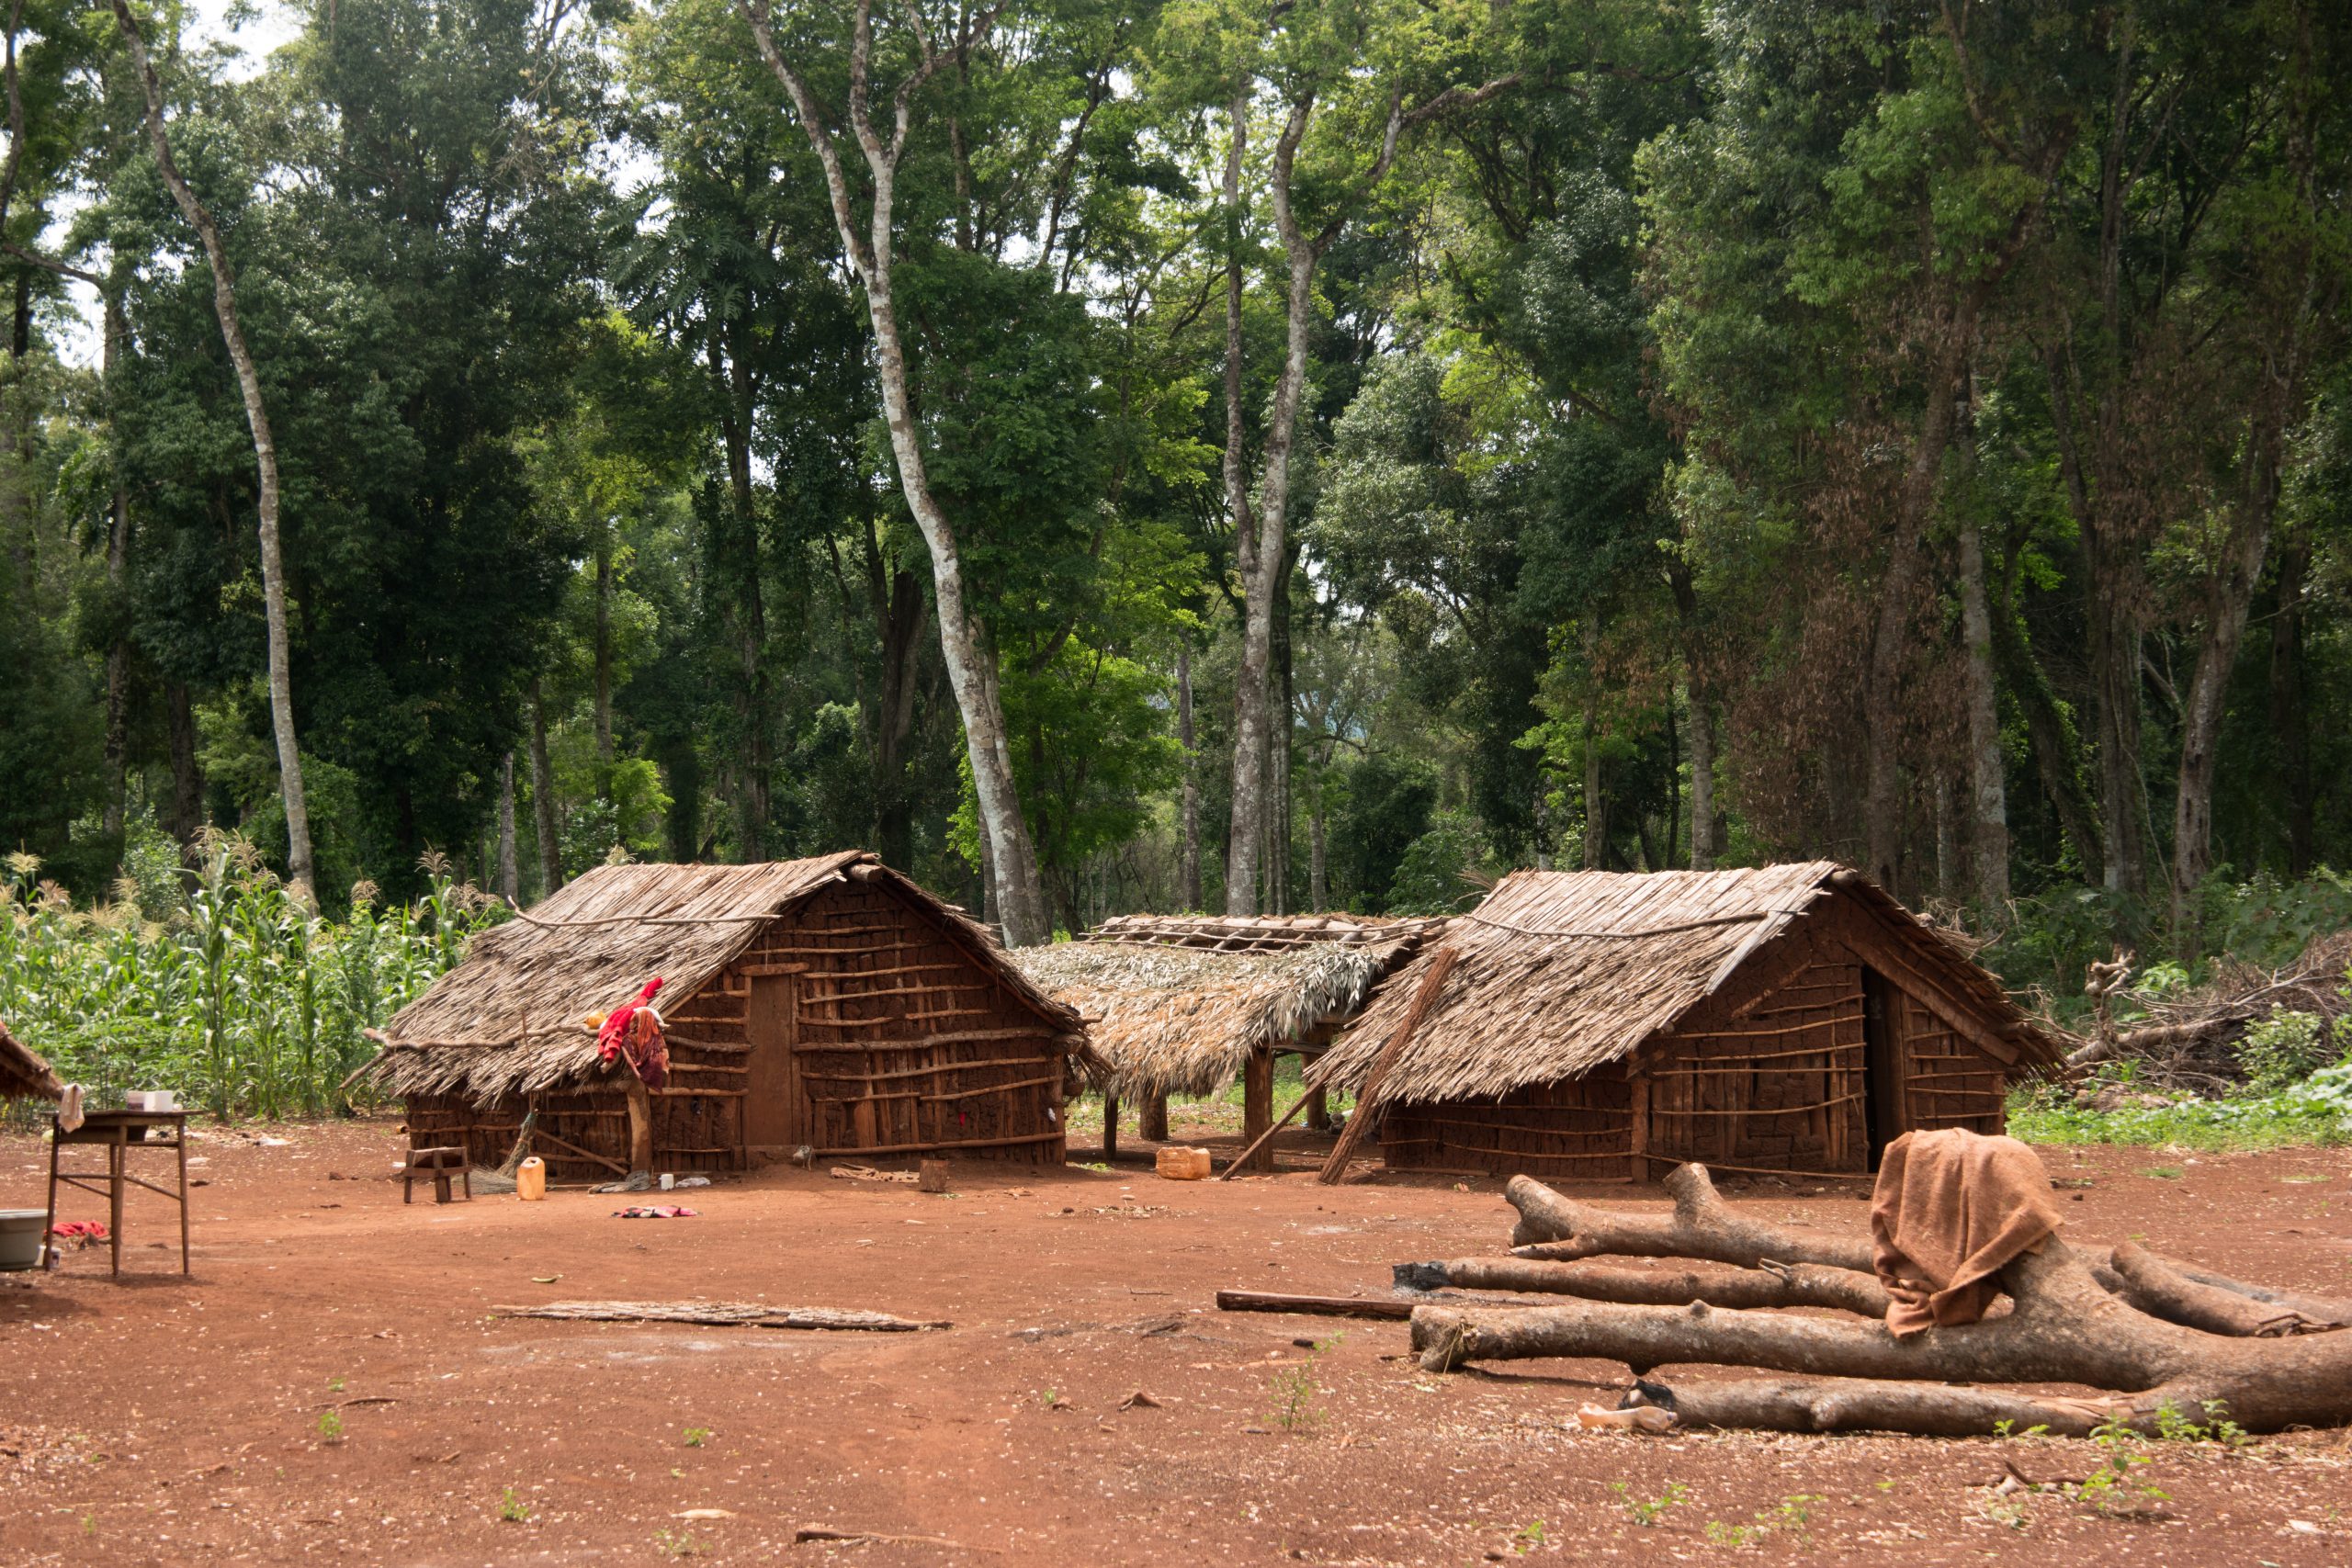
[402,1146,472,1205]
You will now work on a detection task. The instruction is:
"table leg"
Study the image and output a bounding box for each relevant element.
[177,1129,191,1275]
[108,1138,124,1279]
[43,1126,60,1270]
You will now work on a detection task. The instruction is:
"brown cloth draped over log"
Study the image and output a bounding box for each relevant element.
[1869,1129,2064,1337]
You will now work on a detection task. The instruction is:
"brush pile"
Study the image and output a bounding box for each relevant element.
[2065,932,2352,1095]
[1390,1163,2352,1438]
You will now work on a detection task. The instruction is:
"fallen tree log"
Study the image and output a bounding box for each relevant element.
[1507,1167,2352,1337]
[494,1300,950,1332]
[1409,1239,2352,1435]
[1620,1375,2123,1438]
[1505,1165,1872,1270]
[1397,1257,1891,1318]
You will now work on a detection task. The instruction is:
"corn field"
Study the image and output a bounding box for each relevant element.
[0,839,500,1122]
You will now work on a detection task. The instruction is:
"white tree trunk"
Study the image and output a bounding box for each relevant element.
[114,0,313,897]
[496,751,520,902]
[739,0,1050,945]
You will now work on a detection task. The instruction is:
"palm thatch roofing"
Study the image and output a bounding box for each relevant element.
[353,852,1080,1101]
[0,1018,63,1102]
[1311,863,2065,1107]
[1011,915,1435,1100]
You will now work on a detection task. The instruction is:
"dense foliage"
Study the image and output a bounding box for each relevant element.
[6,0,2349,995]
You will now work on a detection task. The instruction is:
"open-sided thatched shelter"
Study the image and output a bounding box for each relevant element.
[353,853,1085,1179]
[0,1019,63,1103]
[1312,864,2063,1181]
[1012,915,1438,1167]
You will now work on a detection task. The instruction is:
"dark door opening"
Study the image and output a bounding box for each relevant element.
[1860,967,1906,1170]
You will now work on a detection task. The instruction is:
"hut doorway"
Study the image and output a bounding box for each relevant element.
[744,974,809,1155]
[1860,966,1906,1168]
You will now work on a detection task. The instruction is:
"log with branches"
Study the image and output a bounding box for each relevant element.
[1394,1165,2352,1438]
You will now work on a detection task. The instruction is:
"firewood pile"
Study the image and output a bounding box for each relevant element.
[1384,1164,2352,1438]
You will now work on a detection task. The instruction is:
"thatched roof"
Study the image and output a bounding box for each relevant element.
[355,853,1080,1100]
[0,1018,63,1101]
[1010,917,1430,1099]
[1083,913,1449,953]
[1312,863,2065,1106]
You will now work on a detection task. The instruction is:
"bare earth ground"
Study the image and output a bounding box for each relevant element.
[5,1119,2351,1567]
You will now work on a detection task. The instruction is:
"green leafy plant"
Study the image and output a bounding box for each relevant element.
[682,1427,710,1447]
[1269,1334,1342,1434]
[497,1487,531,1523]
[2075,1416,2170,1517]
[1607,1480,1689,1528]
[654,1528,703,1557]
[316,1410,345,1444]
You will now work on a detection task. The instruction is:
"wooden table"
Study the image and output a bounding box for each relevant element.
[44,1110,191,1278]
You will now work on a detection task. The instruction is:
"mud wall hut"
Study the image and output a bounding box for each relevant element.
[1013,915,1437,1168]
[0,1019,63,1103]
[1311,864,2062,1180]
[353,854,1086,1179]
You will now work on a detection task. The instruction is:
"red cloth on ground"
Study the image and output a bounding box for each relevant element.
[1870,1127,2065,1337]
[49,1221,108,1241]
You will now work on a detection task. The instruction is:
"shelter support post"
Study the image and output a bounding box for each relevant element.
[1305,1086,1330,1132]
[623,1072,654,1175]
[1627,1070,1651,1183]
[1138,1095,1169,1142]
[1239,1047,1274,1171]
[1102,1092,1119,1164]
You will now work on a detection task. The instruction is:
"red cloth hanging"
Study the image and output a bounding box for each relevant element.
[596,977,669,1089]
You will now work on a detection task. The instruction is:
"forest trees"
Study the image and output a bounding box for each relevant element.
[3,0,2348,976]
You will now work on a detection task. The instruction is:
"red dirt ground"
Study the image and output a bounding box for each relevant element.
[4,1120,2349,1566]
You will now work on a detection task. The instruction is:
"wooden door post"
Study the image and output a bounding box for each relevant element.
[1102,1092,1120,1164]
[1239,1047,1275,1171]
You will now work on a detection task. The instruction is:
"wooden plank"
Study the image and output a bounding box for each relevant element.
[1216,1290,1415,1321]
[809,1130,1063,1156]
[494,1300,949,1332]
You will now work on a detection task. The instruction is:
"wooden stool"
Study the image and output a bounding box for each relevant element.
[402,1146,471,1205]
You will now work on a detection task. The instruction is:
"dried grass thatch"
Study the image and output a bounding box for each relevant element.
[1313,863,2064,1107]
[1011,941,1408,1099]
[355,852,1077,1100]
[0,1018,62,1102]
[1083,912,1448,953]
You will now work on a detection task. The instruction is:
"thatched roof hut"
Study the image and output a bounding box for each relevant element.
[356,853,1086,1174]
[1011,914,1437,1168]
[0,1019,63,1102]
[1314,864,2064,1180]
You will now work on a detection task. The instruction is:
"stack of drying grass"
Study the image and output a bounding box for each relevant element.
[1012,939,1405,1101]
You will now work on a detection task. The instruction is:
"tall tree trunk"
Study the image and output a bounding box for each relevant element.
[1991,536,2104,882]
[719,379,767,859]
[100,296,131,840]
[1686,686,1715,871]
[1861,301,1976,897]
[1582,629,1607,870]
[2173,422,2284,941]
[1219,90,1270,917]
[1269,581,1294,914]
[2269,535,2313,876]
[1178,639,1202,910]
[1308,785,1329,911]
[594,543,614,768]
[1931,773,1957,899]
[870,541,924,870]
[496,751,519,902]
[530,677,561,898]
[114,1,314,897]
[1957,510,2009,911]
[165,679,203,844]
[740,0,1051,944]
